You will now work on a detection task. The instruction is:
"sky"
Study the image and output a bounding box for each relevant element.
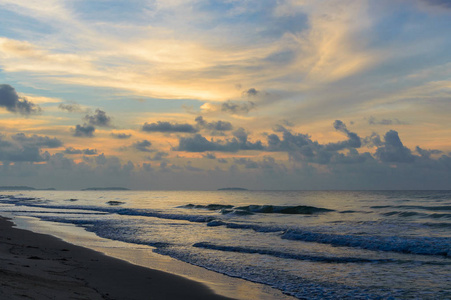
[0,0,450,190]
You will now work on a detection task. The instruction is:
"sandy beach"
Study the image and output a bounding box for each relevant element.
[0,216,233,300]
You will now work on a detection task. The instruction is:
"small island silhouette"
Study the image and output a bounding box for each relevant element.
[82,187,130,191]
[217,187,248,191]
[0,186,55,191]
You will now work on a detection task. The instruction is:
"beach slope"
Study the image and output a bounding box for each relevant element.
[0,217,233,300]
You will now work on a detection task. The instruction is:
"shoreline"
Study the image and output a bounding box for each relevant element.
[0,216,233,300]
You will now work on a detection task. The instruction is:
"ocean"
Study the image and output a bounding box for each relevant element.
[0,190,450,299]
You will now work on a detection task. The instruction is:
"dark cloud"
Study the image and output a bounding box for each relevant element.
[177,134,236,152]
[111,133,132,139]
[149,151,168,161]
[142,163,153,172]
[415,146,442,158]
[83,149,98,155]
[267,122,365,164]
[65,147,97,155]
[122,161,135,172]
[0,134,49,163]
[221,100,255,115]
[0,146,47,163]
[331,148,373,164]
[84,109,112,127]
[176,129,264,153]
[232,128,265,150]
[375,130,415,163]
[217,158,228,163]
[363,132,384,147]
[58,103,83,113]
[133,140,152,152]
[244,88,259,97]
[266,127,310,152]
[176,121,365,164]
[203,153,216,159]
[142,121,197,133]
[64,147,83,154]
[11,133,63,148]
[325,120,361,151]
[73,124,95,137]
[195,116,233,131]
[367,116,407,126]
[0,84,41,115]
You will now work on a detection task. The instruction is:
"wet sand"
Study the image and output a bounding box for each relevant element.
[0,216,234,300]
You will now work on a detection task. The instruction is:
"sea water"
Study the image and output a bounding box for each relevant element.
[0,190,450,299]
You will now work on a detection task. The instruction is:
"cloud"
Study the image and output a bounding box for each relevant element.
[174,120,419,167]
[84,109,112,127]
[64,147,83,154]
[83,148,98,155]
[111,132,132,139]
[133,140,152,152]
[0,146,46,163]
[11,133,63,148]
[267,121,366,164]
[195,116,233,131]
[415,146,442,158]
[176,134,236,152]
[375,130,415,163]
[232,128,265,150]
[203,153,216,159]
[325,120,361,151]
[221,100,256,115]
[244,88,259,97]
[64,147,97,155]
[148,151,168,161]
[362,132,383,147]
[142,121,198,133]
[176,128,264,153]
[73,124,95,137]
[0,133,50,163]
[59,103,83,113]
[0,84,41,115]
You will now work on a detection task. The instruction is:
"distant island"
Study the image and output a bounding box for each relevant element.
[82,187,130,191]
[0,186,56,191]
[217,187,248,191]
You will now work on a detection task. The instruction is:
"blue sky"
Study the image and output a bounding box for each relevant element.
[0,0,450,190]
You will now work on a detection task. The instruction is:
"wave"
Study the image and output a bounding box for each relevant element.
[203,219,451,257]
[180,204,234,210]
[382,211,427,217]
[237,205,334,214]
[38,215,172,249]
[424,222,451,228]
[281,230,451,257]
[3,195,450,257]
[8,203,216,224]
[181,203,334,215]
[193,242,402,264]
[372,205,451,212]
[430,213,451,219]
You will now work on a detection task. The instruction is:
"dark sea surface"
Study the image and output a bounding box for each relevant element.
[0,190,450,299]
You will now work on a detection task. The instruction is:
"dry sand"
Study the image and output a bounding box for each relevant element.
[0,216,234,300]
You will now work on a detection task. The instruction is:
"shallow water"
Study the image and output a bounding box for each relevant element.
[1,190,450,299]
